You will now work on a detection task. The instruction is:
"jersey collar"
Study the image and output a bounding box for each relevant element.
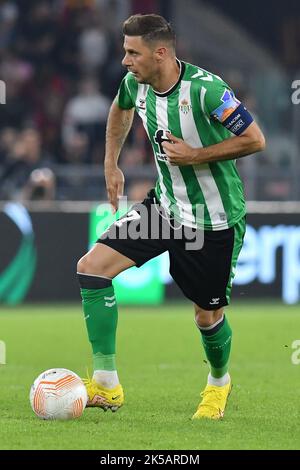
[153,59,185,98]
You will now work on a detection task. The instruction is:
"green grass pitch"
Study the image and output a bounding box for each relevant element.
[0,302,299,450]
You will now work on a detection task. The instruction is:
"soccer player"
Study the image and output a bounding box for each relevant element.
[77,14,265,419]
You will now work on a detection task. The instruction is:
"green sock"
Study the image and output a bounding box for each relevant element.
[80,286,118,371]
[199,316,232,378]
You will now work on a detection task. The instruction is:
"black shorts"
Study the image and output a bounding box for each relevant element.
[98,190,246,310]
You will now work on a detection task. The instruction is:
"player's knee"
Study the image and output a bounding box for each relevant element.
[194,306,224,328]
[77,250,113,277]
[77,255,89,274]
[77,254,102,275]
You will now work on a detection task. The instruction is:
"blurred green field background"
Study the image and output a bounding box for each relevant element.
[0,302,299,450]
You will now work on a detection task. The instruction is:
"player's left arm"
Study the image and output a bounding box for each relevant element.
[162,121,265,165]
[203,120,266,163]
[162,84,265,166]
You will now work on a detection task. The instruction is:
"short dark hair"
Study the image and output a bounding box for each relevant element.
[122,14,176,49]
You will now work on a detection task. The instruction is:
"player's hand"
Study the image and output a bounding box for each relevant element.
[162,132,197,166]
[104,165,125,213]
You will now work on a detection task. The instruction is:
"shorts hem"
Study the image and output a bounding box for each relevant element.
[97,238,145,267]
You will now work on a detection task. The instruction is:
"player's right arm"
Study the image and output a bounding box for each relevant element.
[104,73,137,213]
[104,98,134,212]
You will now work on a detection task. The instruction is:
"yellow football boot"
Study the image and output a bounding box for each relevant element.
[83,377,124,412]
[192,381,232,420]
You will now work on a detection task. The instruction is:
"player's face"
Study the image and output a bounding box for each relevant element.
[122,36,158,84]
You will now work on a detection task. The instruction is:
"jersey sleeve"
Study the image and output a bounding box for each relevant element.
[117,74,136,110]
[205,82,253,136]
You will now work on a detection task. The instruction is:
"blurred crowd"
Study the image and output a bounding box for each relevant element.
[0,0,158,201]
[0,0,299,202]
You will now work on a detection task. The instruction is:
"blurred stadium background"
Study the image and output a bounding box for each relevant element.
[1,0,300,452]
[0,0,300,307]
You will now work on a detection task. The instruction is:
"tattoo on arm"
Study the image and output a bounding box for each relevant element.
[116,112,132,147]
[105,105,134,166]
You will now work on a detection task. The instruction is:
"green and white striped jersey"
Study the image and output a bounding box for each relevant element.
[117,60,246,230]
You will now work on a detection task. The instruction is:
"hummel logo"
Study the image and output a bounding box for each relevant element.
[104,295,115,301]
[209,298,220,306]
[84,314,90,320]
[111,395,121,400]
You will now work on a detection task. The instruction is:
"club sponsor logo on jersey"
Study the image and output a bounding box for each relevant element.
[154,129,170,161]
[179,99,192,115]
[211,89,240,123]
[156,154,168,162]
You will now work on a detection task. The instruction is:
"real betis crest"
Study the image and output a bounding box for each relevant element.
[179,99,192,114]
